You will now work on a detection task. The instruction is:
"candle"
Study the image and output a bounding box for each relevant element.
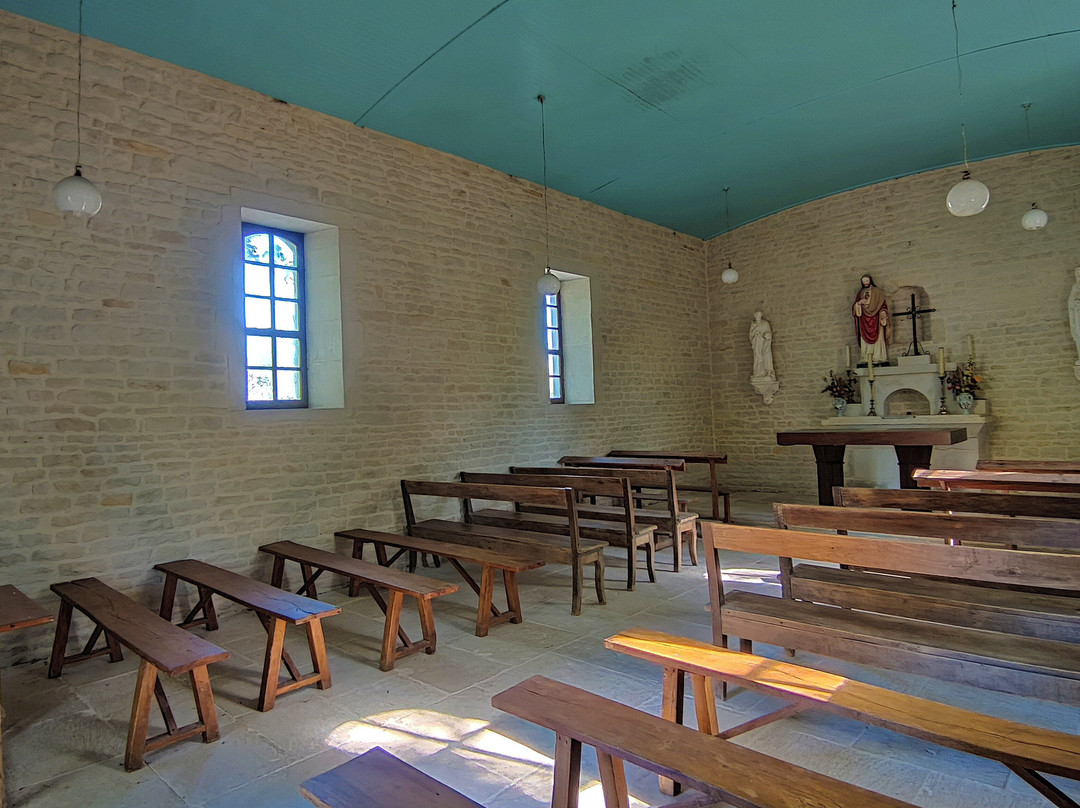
[938,347,945,375]
[845,345,851,370]
[968,335,975,360]
[867,361,874,381]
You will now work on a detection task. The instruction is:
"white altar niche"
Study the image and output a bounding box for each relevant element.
[822,353,991,488]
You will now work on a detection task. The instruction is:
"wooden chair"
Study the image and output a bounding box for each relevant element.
[259,541,457,671]
[605,627,1080,808]
[155,559,340,711]
[48,577,227,771]
[336,527,543,637]
[492,675,920,808]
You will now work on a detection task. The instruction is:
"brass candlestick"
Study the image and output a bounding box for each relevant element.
[938,374,949,415]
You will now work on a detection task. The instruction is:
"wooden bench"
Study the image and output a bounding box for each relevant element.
[259,541,457,671]
[605,627,1080,807]
[402,480,607,615]
[460,471,657,590]
[559,455,686,471]
[609,450,732,523]
[491,675,920,808]
[703,521,1080,702]
[915,467,1080,493]
[47,577,227,771]
[512,465,698,570]
[300,746,483,808]
[336,527,542,637]
[833,485,1080,519]
[155,559,340,711]
[776,501,1080,551]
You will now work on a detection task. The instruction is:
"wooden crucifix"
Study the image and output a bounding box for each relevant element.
[894,293,936,356]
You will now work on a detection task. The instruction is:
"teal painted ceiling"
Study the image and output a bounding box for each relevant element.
[6,0,1080,238]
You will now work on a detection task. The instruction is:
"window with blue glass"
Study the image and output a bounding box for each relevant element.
[242,224,307,408]
[544,292,564,403]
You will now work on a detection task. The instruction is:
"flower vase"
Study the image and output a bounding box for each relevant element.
[833,397,848,417]
[956,392,974,413]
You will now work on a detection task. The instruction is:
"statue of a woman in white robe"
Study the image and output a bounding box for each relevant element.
[749,311,775,380]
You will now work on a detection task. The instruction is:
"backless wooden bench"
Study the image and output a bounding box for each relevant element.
[492,675,920,808]
[606,627,1080,807]
[300,746,483,808]
[335,527,543,637]
[48,577,228,771]
[259,540,457,671]
[155,559,340,711]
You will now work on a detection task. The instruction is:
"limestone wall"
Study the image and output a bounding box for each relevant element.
[708,147,1080,495]
[0,12,712,662]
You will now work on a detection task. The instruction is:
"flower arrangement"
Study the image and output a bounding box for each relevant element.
[821,369,858,402]
[946,359,982,396]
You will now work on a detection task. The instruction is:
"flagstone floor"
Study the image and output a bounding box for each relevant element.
[4,492,1078,807]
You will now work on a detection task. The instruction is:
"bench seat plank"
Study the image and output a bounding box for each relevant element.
[260,541,456,671]
[411,519,607,564]
[48,577,226,770]
[722,589,1080,701]
[155,559,340,711]
[492,675,918,808]
[0,585,52,634]
[789,564,1080,642]
[604,628,1080,783]
[335,527,542,637]
[300,747,483,808]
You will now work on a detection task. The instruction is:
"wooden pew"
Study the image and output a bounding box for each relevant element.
[492,675,920,808]
[605,628,1080,807]
[978,460,1080,473]
[401,480,607,615]
[559,455,686,471]
[459,471,656,590]
[511,465,697,570]
[259,541,457,671]
[833,486,1080,519]
[48,577,227,771]
[608,450,732,522]
[155,559,340,711]
[300,746,483,808]
[915,468,1080,493]
[702,522,1080,702]
[775,502,1080,551]
[336,527,542,637]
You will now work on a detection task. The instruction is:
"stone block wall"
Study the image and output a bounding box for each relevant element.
[708,147,1080,495]
[0,12,712,663]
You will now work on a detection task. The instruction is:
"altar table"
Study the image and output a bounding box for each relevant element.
[777,427,968,505]
[0,585,53,808]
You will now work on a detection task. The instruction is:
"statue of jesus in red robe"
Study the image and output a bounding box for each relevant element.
[853,274,890,364]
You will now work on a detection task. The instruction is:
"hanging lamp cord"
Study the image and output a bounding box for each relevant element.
[75,0,84,170]
[539,94,550,271]
[951,0,970,171]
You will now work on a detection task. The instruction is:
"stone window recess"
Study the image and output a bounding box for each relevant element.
[241,208,344,410]
[545,270,595,405]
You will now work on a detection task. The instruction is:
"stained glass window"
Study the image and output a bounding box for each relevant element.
[544,292,564,403]
[243,224,307,408]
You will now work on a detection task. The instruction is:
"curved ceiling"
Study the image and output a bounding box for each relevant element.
[6,0,1080,238]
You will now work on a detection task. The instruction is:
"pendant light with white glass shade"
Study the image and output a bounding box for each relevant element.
[535,95,561,296]
[945,0,988,218]
[720,187,739,284]
[54,0,101,218]
[1018,104,1048,231]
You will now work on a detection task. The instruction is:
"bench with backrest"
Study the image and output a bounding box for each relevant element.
[608,450,732,523]
[492,675,921,808]
[336,527,543,637]
[300,746,483,808]
[155,559,340,711]
[259,541,457,671]
[978,460,1080,473]
[511,465,698,570]
[914,467,1080,493]
[833,485,1080,519]
[703,521,1080,703]
[459,471,656,590]
[48,577,228,771]
[559,455,686,471]
[402,479,607,615]
[604,627,1080,808]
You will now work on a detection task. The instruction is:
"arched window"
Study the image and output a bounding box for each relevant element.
[242,224,307,408]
